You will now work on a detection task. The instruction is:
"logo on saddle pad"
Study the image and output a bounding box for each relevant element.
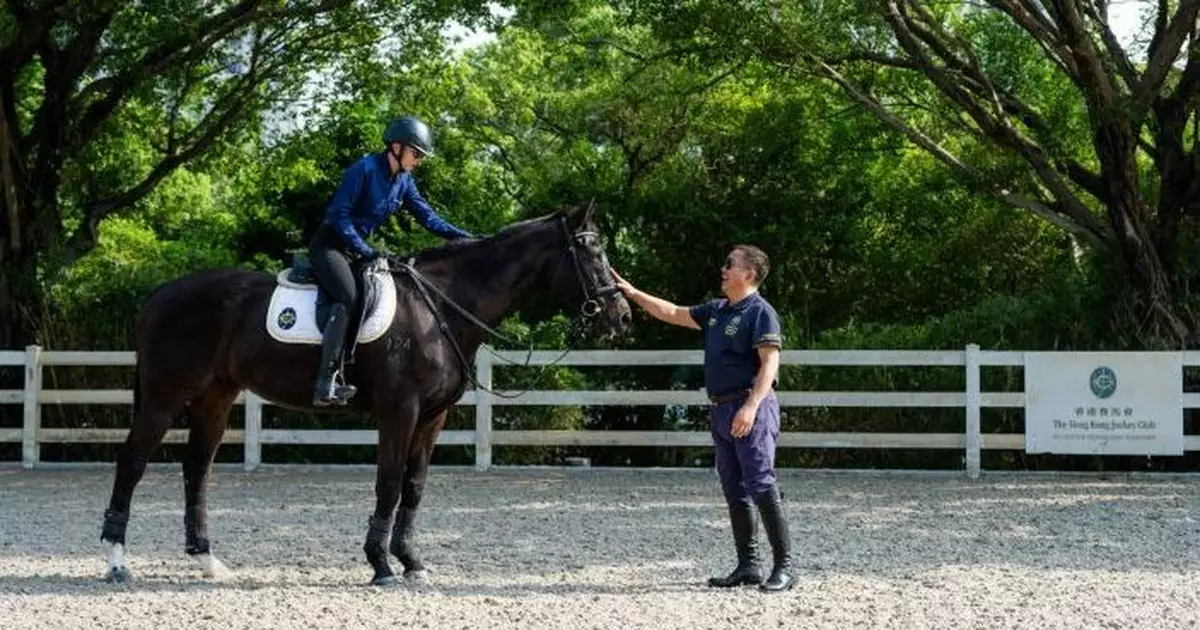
[277,307,297,330]
[266,269,397,345]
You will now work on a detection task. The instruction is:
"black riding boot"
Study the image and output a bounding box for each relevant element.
[707,498,762,587]
[753,486,795,592]
[312,303,358,407]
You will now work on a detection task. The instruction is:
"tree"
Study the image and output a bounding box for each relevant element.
[643,0,1200,347]
[0,0,490,348]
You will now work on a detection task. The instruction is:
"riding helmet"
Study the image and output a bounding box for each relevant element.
[383,116,435,157]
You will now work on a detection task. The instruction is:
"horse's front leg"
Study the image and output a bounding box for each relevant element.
[390,410,448,583]
[182,384,238,579]
[364,397,420,586]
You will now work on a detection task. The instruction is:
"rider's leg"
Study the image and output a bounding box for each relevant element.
[309,239,360,406]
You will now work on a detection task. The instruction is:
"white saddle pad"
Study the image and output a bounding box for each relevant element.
[265,269,397,345]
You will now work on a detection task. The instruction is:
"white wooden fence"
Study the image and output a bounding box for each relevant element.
[2,344,1198,477]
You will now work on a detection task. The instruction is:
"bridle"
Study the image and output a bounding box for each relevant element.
[388,214,623,398]
[560,214,621,318]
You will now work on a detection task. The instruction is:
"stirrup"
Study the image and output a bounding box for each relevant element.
[313,385,356,407]
[313,367,357,407]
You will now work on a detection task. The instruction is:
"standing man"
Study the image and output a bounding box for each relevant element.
[612,245,794,592]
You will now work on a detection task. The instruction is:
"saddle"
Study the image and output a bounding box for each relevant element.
[266,253,398,362]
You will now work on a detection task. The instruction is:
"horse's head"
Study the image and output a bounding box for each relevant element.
[550,202,632,336]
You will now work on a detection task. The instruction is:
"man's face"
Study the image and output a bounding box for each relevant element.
[402,144,427,171]
[391,143,426,172]
[720,249,755,293]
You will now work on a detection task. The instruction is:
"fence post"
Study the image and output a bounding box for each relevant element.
[474,346,493,471]
[965,343,981,479]
[22,344,42,469]
[244,392,263,472]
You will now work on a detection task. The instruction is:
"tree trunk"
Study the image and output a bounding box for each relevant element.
[1096,123,1193,347]
[1,114,50,354]
[0,262,35,349]
[1112,204,1191,347]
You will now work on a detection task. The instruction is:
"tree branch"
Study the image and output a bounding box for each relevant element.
[810,44,1111,245]
[813,58,980,180]
[65,67,268,259]
[1135,0,1200,115]
[830,30,1108,204]
[67,0,348,155]
[986,0,1080,84]
[1050,0,1121,108]
[1079,0,1139,92]
[1165,20,1200,106]
[67,1,264,153]
[0,0,64,75]
[827,51,917,69]
[999,190,1102,238]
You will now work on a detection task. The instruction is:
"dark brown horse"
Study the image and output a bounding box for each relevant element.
[99,205,631,586]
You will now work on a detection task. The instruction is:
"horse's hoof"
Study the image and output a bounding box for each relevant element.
[371,573,398,587]
[403,569,429,585]
[105,566,132,583]
[197,553,231,579]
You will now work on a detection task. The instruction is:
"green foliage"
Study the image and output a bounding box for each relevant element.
[16,1,1183,470]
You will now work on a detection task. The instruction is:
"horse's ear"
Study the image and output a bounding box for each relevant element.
[565,199,597,228]
[582,198,597,225]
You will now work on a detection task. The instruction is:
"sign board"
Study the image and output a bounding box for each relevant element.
[1024,352,1183,455]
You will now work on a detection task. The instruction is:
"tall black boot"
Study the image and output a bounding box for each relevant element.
[753,485,795,592]
[312,303,358,407]
[707,498,763,587]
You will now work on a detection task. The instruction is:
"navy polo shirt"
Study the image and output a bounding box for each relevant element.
[688,292,783,397]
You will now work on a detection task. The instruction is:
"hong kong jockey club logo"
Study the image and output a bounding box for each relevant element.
[277,307,297,330]
[1089,366,1117,399]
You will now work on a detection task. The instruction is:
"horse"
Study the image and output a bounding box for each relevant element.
[99,204,632,586]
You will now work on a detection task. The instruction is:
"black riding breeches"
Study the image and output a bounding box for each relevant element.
[309,224,359,309]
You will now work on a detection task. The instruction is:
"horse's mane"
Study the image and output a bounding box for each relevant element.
[408,210,566,264]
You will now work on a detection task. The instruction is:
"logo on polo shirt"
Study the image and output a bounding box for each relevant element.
[724,315,741,336]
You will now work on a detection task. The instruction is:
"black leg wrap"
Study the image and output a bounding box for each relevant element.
[101,509,129,545]
[389,506,424,572]
[753,486,795,592]
[364,514,392,554]
[184,507,210,555]
[364,514,395,584]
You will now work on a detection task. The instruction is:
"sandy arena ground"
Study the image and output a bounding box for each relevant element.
[1,465,1198,629]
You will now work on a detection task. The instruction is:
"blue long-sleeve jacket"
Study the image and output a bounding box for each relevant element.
[324,152,472,257]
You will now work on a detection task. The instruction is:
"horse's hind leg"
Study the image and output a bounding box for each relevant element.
[102,396,186,582]
[182,382,239,579]
[390,410,448,583]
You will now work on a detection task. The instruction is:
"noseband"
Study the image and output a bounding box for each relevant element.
[560,215,621,317]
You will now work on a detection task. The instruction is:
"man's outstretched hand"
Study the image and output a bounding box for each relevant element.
[611,269,637,299]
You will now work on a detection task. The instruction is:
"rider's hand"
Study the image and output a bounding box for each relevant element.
[363,249,391,272]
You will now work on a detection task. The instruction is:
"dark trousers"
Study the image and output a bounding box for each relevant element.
[309,224,359,309]
[710,392,780,502]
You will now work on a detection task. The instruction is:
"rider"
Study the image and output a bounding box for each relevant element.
[308,115,474,407]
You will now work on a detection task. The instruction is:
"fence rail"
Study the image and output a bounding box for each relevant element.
[3,344,1199,477]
